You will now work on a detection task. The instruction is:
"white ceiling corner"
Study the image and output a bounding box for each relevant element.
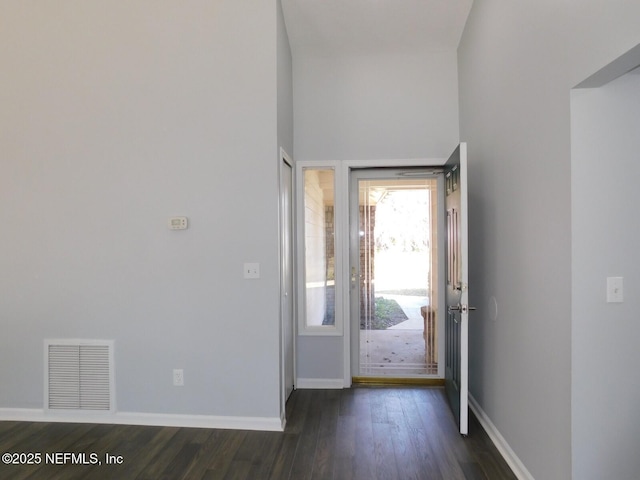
[281,0,474,58]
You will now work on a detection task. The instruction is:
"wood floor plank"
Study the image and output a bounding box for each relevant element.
[460,460,490,480]
[135,427,201,480]
[331,412,356,480]
[397,389,445,479]
[81,426,167,480]
[380,389,423,479]
[371,421,399,480]
[389,422,424,480]
[288,391,323,480]
[158,442,201,480]
[267,433,299,480]
[338,387,357,417]
[0,422,49,453]
[250,433,285,479]
[335,413,356,458]
[173,428,223,480]
[310,391,339,480]
[216,459,251,480]
[404,425,445,480]
[209,429,285,480]
[0,421,30,444]
[99,426,172,480]
[414,390,467,480]
[369,388,390,424]
[0,387,517,480]
[59,425,120,480]
[352,388,377,480]
[283,388,310,435]
[201,429,248,480]
[10,423,100,480]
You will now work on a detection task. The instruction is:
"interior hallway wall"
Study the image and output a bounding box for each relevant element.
[571,66,640,480]
[459,0,640,478]
[458,1,572,478]
[568,2,640,478]
[294,52,459,162]
[0,0,284,421]
[293,50,460,381]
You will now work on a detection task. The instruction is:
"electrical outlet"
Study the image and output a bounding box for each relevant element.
[173,369,184,386]
[607,277,623,303]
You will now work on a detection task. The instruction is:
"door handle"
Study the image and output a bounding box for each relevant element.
[448,304,477,314]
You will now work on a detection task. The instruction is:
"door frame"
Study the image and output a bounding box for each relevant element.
[279,147,295,423]
[338,158,448,386]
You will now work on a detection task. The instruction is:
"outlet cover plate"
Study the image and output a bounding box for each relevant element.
[173,369,184,386]
[607,277,623,303]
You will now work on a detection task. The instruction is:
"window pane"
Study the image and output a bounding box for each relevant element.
[303,168,335,327]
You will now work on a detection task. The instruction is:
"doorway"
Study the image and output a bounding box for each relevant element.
[350,169,445,380]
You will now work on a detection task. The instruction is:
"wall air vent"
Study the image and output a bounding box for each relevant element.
[45,340,115,413]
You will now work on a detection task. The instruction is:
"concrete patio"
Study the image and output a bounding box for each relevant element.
[359,294,438,376]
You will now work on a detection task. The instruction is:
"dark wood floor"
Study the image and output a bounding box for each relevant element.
[0,387,516,479]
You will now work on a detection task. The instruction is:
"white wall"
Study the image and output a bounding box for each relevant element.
[568,4,640,479]
[277,0,294,159]
[459,1,640,478]
[571,67,640,480]
[293,50,460,381]
[458,1,572,478]
[294,51,459,161]
[568,0,640,87]
[0,1,283,421]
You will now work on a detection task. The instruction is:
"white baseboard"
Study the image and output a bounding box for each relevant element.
[468,394,534,480]
[0,408,283,432]
[296,378,345,389]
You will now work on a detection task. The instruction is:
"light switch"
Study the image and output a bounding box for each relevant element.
[244,263,260,279]
[606,277,623,303]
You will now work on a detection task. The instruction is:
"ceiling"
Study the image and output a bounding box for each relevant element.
[281,0,474,58]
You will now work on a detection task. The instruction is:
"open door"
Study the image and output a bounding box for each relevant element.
[444,143,472,435]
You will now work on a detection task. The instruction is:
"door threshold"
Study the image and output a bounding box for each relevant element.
[352,376,445,386]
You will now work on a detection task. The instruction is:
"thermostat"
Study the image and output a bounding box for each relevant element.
[168,217,188,230]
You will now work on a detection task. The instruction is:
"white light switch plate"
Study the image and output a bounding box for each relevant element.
[607,277,623,303]
[244,263,260,279]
